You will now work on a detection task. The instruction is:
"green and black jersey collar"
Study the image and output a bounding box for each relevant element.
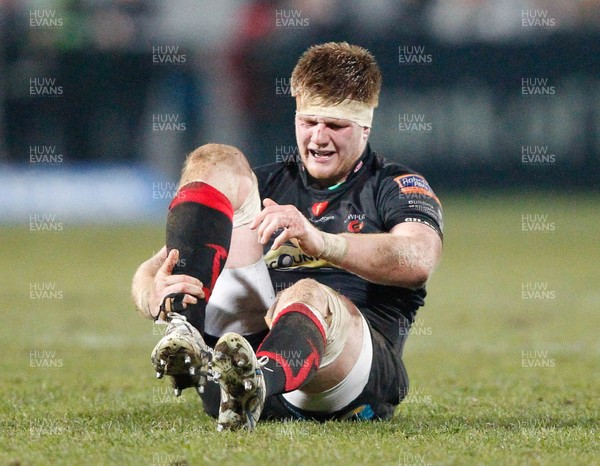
[299,144,373,195]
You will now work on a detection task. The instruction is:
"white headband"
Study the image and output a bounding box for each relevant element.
[295,97,375,128]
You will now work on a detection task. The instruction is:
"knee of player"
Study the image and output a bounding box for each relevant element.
[276,278,329,313]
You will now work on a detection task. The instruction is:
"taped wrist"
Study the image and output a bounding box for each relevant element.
[317,232,348,264]
[232,173,261,228]
[135,287,152,318]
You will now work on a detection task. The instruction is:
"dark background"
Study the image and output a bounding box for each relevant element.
[1,0,599,211]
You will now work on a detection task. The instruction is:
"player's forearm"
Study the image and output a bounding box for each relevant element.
[321,232,439,288]
[131,253,162,319]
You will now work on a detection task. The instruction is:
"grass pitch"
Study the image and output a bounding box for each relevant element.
[1,193,598,465]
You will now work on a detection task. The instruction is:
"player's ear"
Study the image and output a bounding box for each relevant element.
[361,126,371,142]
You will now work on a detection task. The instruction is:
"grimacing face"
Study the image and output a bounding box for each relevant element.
[295,114,370,188]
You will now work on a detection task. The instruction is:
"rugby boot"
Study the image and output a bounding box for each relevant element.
[210,332,266,431]
[151,312,212,397]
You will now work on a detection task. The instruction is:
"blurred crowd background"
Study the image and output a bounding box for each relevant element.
[1,0,599,221]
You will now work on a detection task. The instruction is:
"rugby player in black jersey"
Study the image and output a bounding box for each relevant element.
[132,42,443,430]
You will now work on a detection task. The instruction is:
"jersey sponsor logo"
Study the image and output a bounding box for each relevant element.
[347,220,364,233]
[311,201,329,217]
[346,213,366,233]
[265,244,330,269]
[404,217,439,232]
[394,174,440,204]
[310,214,335,224]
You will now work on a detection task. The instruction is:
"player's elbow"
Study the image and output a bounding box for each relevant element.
[400,266,430,290]
[393,237,441,289]
[394,253,436,288]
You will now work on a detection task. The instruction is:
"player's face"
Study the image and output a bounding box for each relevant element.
[295,115,370,187]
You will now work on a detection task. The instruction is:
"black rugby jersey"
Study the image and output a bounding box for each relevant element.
[254,144,443,346]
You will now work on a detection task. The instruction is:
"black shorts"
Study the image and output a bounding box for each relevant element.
[200,315,410,422]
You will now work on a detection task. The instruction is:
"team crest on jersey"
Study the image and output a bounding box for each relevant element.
[394,174,439,204]
[311,201,329,217]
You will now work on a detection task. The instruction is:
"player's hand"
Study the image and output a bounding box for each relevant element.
[148,248,205,315]
[250,198,324,255]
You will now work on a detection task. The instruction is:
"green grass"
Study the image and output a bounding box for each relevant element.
[1,193,598,465]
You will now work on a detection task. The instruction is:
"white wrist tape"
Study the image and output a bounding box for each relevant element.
[233,173,261,229]
[136,287,152,319]
[317,232,348,264]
